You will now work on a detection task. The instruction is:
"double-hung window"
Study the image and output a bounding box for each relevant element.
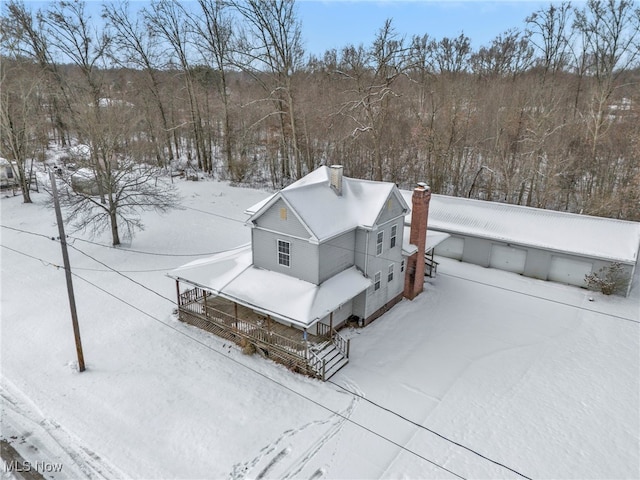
[390,225,397,249]
[374,272,381,291]
[388,264,394,282]
[277,240,290,267]
[376,231,384,256]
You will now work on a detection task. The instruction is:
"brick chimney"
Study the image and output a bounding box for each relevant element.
[404,182,431,300]
[329,165,343,196]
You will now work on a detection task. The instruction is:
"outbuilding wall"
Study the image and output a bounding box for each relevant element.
[434,231,635,295]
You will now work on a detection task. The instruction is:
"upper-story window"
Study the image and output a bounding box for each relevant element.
[280,207,287,220]
[374,271,381,291]
[388,264,394,282]
[376,231,384,256]
[277,239,290,267]
[390,225,397,249]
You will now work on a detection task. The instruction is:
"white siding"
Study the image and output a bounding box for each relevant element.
[254,198,311,239]
[252,229,319,284]
[319,230,356,283]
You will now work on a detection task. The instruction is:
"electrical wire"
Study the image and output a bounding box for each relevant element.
[439,272,640,325]
[328,379,532,480]
[1,224,235,258]
[0,242,467,477]
[4,222,638,325]
[71,272,466,479]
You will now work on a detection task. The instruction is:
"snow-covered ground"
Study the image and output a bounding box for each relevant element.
[1,179,638,479]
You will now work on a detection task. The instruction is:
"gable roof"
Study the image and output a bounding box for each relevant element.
[402,191,640,264]
[247,166,409,243]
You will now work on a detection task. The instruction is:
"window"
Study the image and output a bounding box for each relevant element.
[376,231,384,256]
[279,207,287,220]
[388,264,394,282]
[390,225,397,249]
[374,272,381,291]
[401,260,405,272]
[277,240,290,267]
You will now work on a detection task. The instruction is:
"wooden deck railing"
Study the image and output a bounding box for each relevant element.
[332,329,350,359]
[177,287,349,379]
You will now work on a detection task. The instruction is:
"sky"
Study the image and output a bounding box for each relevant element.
[19,0,565,58]
[296,1,556,56]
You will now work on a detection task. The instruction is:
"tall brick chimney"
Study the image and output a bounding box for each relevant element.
[404,182,431,300]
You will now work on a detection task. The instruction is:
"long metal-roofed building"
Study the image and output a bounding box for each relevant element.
[401,192,640,296]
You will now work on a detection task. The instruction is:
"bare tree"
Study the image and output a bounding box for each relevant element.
[189,0,236,178]
[0,59,46,203]
[2,0,71,146]
[145,0,211,173]
[526,2,573,82]
[104,0,176,167]
[55,101,179,245]
[470,29,534,78]
[335,19,407,181]
[232,0,304,183]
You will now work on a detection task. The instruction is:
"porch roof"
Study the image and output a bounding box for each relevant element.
[169,245,372,329]
[402,227,451,256]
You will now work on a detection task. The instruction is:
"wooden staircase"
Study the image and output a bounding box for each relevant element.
[309,337,349,381]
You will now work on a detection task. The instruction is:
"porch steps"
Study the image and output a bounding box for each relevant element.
[312,340,349,381]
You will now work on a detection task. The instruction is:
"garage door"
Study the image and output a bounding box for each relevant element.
[548,256,592,287]
[489,244,527,274]
[434,236,464,260]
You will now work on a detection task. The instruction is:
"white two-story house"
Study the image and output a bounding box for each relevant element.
[170,166,431,379]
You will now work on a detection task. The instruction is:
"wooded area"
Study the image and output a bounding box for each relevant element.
[1,0,639,228]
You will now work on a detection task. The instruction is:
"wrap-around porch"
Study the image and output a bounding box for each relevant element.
[175,283,350,381]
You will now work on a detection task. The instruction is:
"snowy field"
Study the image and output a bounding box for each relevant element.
[1,178,638,479]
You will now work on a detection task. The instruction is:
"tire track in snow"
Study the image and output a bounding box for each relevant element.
[1,379,126,480]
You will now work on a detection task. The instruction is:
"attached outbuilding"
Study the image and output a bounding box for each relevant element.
[402,192,640,296]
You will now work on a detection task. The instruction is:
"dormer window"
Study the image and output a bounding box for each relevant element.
[277,240,290,267]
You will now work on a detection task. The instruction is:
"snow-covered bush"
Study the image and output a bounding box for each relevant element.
[584,262,628,295]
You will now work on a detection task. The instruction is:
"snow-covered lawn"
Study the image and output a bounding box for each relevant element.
[1,179,638,479]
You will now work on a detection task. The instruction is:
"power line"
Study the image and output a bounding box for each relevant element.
[65,243,177,306]
[328,380,532,480]
[2,242,467,478]
[439,272,640,325]
[5,223,638,326]
[1,224,236,258]
[68,271,467,480]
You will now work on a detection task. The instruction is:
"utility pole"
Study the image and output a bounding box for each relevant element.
[49,170,86,372]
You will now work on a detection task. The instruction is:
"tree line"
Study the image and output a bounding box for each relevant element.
[1,0,639,230]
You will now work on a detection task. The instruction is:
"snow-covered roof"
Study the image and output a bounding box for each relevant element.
[402,227,450,255]
[246,167,409,242]
[169,245,371,328]
[402,191,640,264]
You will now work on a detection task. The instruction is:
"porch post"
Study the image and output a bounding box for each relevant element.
[234,302,238,321]
[203,290,208,317]
[267,315,271,331]
[329,312,334,339]
[175,280,181,306]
